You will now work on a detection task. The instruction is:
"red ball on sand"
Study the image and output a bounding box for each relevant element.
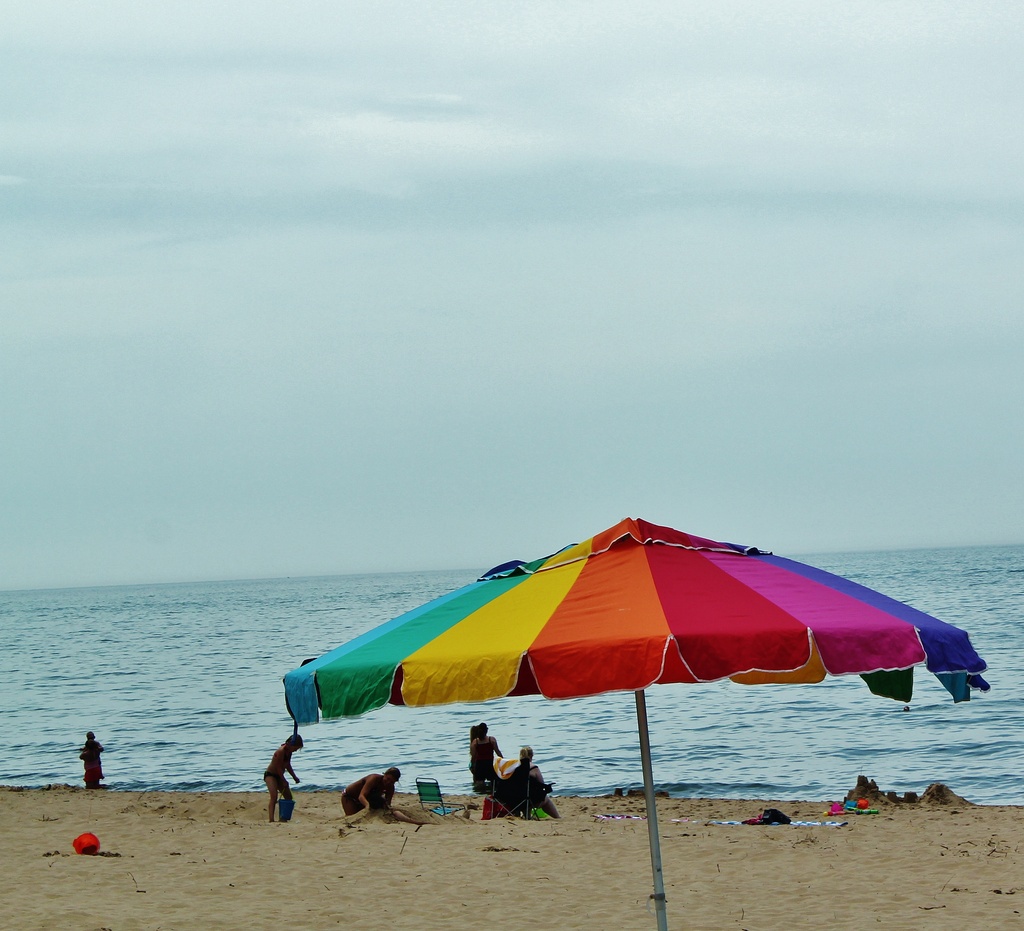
[73,833,100,855]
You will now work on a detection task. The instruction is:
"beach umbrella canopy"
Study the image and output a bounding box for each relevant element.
[283,517,989,930]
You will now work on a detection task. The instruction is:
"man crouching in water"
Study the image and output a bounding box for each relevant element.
[264,734,302,822]
[342,767,401,815]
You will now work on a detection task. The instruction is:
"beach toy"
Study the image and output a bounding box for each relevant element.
[829,803,844,815]
[856,798,870,809]
[73,833,100,855]
[278,799,295,822]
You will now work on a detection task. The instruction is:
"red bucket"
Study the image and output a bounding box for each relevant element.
[482,797,496,820]
[73,833,100,855]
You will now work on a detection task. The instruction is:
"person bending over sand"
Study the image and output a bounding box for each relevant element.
[264,734,302,822]
[341,767,432,824]
[342,767,401,815]
[342,762,401,815]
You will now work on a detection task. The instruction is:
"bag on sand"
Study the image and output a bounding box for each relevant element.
[743,808,791,825]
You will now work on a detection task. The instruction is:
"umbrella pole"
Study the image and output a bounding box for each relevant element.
[634,690,668,931]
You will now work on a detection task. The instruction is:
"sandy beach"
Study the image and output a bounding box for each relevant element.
[3,782,1021,930]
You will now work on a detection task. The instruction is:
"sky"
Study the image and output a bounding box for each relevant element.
[3,2,1023,591]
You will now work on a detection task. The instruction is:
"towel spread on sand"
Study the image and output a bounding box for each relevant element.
[597,816,848,826]
[706,819,848,827]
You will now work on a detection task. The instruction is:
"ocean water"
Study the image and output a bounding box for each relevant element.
[2,544,1021,804]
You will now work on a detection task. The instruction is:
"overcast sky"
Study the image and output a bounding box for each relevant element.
[3,2,1022,591]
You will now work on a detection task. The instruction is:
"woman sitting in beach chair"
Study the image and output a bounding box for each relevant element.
[491,746,559,819]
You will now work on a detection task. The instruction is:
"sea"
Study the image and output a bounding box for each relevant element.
[2,544,1021,805]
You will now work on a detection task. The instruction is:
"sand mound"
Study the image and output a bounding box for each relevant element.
[847,775,887,804]
[346,805,474,826]
[920,782,973,806]
[847,774,975,806]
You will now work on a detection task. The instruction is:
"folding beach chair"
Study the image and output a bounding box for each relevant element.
[415,777,466,816]
[490,757,543,819]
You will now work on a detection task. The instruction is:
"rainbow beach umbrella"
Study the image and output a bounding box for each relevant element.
[283,517,989,930]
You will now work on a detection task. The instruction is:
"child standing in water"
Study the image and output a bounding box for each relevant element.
[79,732,104,788]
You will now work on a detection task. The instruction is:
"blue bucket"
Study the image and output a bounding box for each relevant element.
[278,798,295,821]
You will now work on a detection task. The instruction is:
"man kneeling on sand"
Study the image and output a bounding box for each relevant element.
[340,767,434,824]
[342,767,401,815]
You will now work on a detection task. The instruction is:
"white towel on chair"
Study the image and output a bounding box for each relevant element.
[493,756,520,779]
